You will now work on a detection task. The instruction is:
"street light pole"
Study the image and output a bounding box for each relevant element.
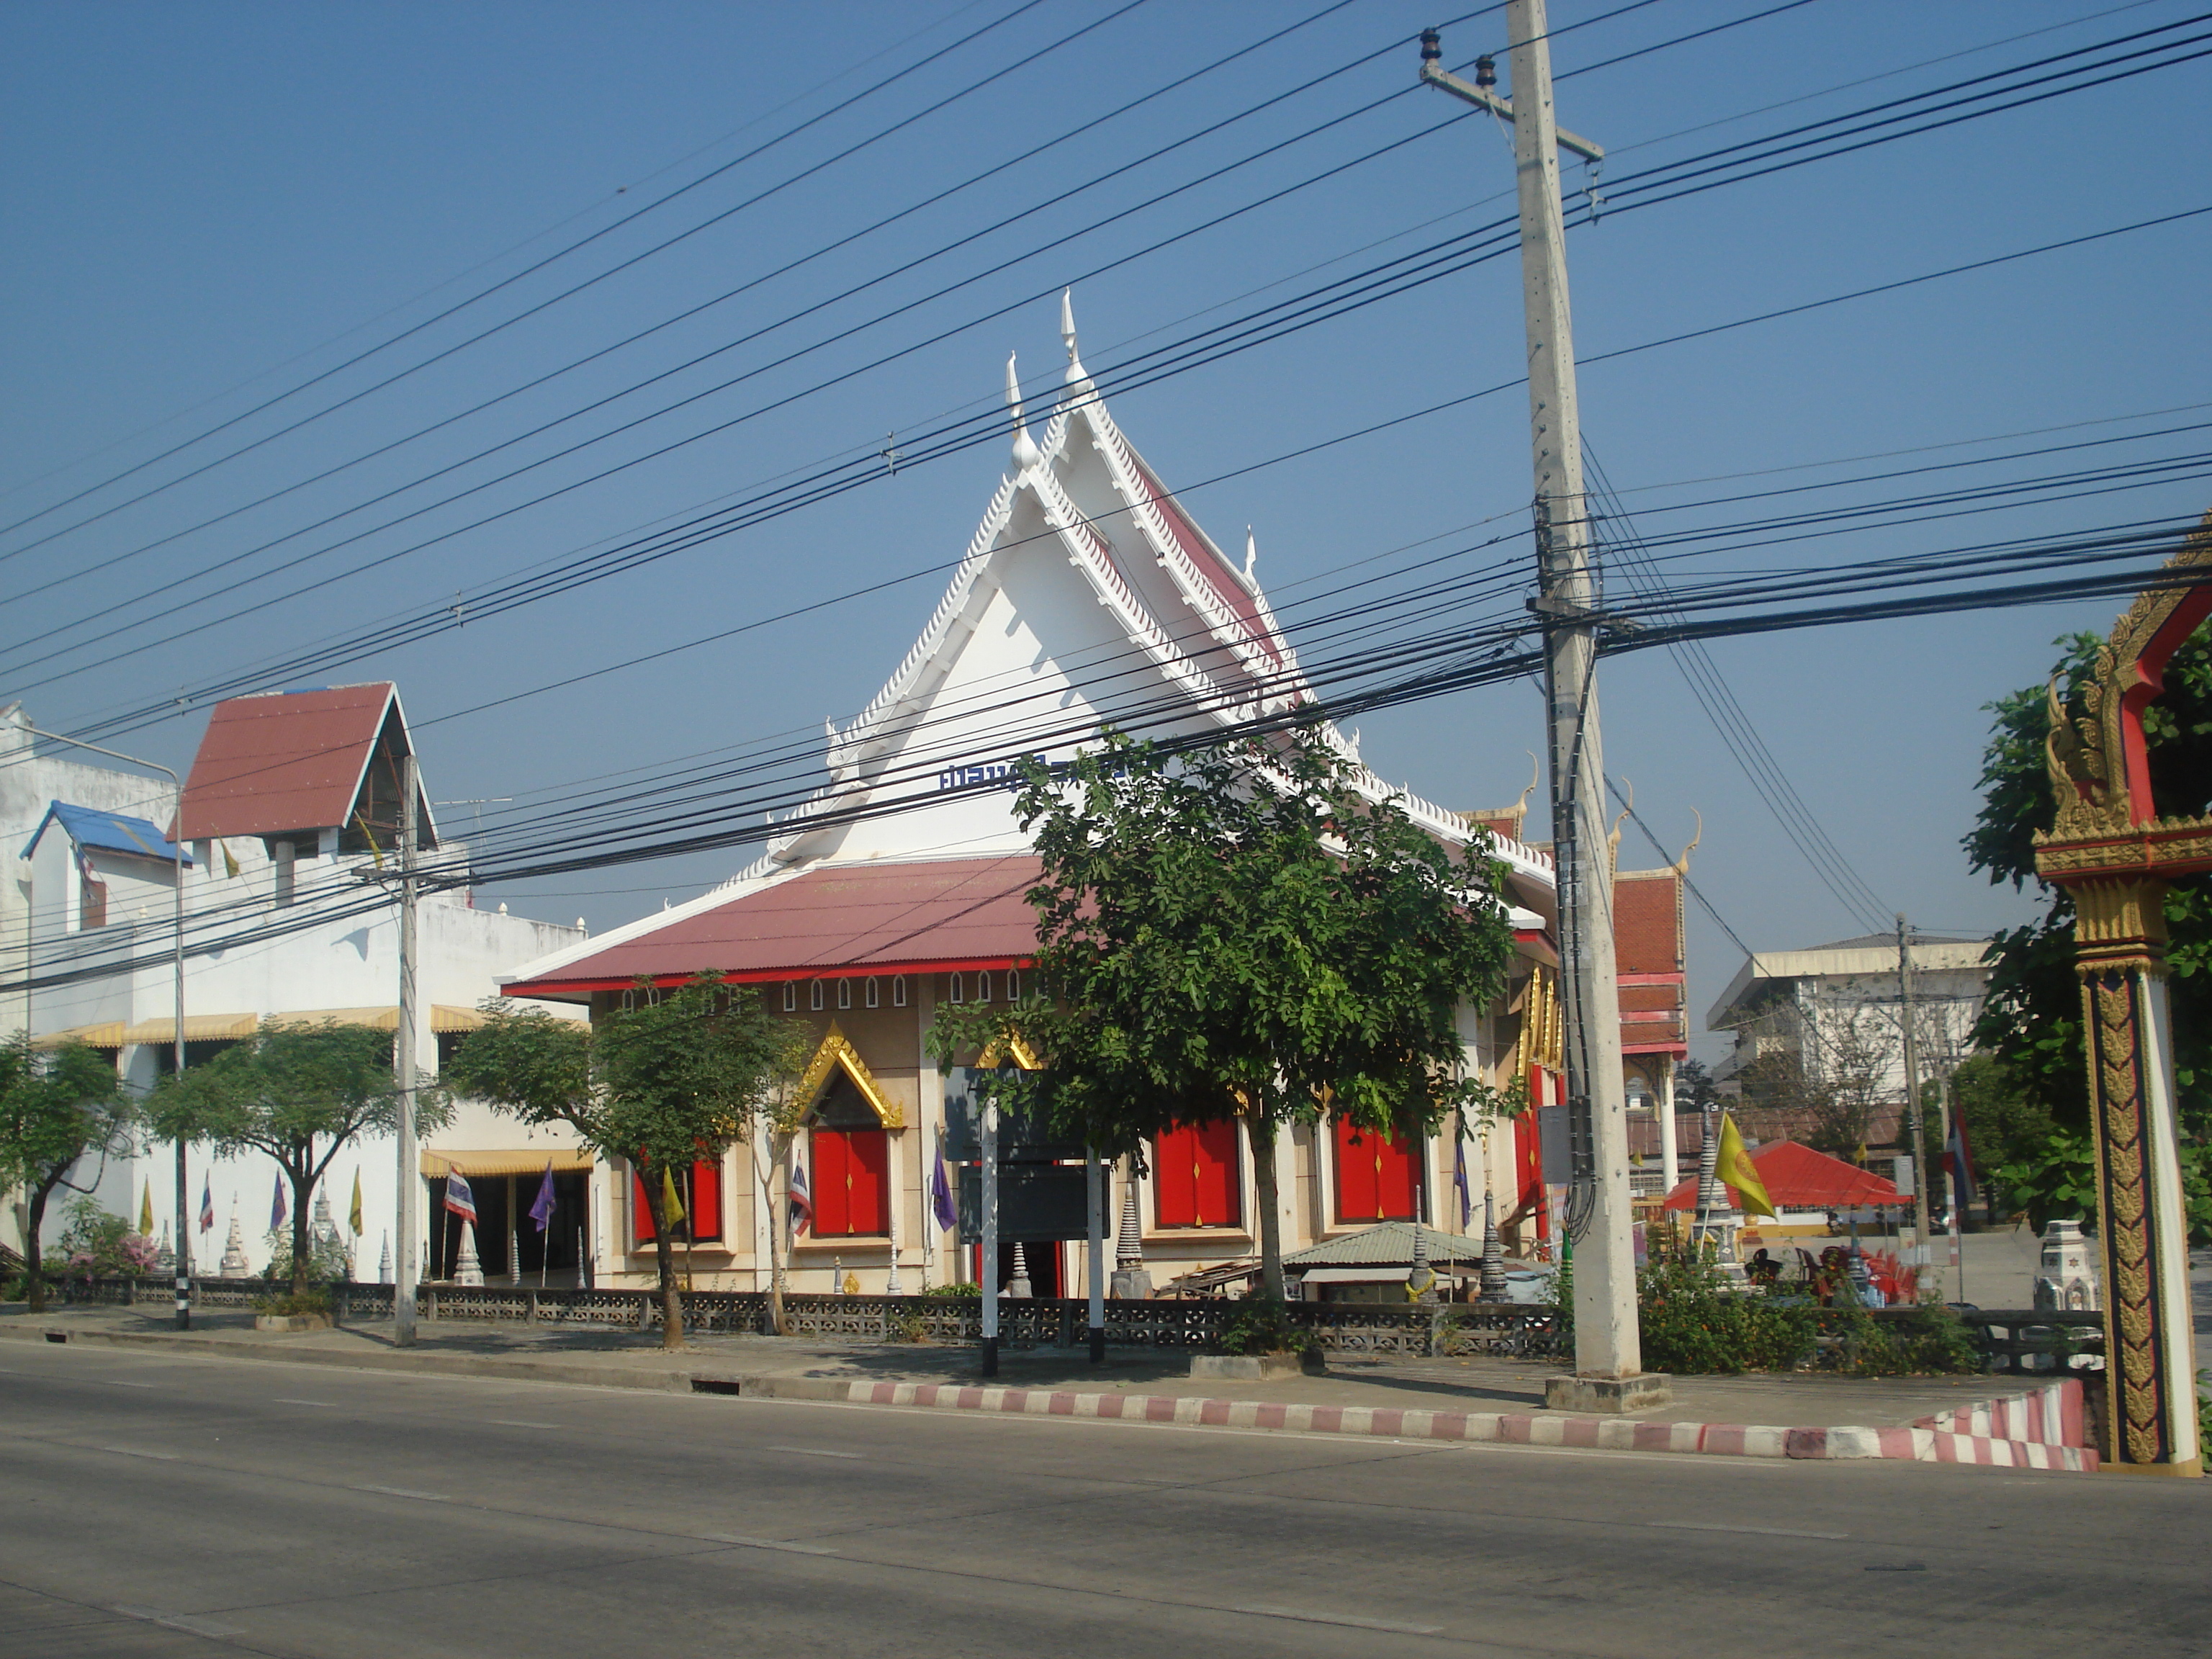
[25,725,191,1330]
[1420,9,1653,1405]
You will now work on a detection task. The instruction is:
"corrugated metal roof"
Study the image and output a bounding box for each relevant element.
[1280,1220,1488,1268]
[21,801,193,866]
[503,855,1044,996]
[175,683,423,841]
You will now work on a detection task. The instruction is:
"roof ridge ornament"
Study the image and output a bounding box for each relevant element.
[1060,288,1091,387]
[1244,526,1257,582]
[1005,353,1042,472]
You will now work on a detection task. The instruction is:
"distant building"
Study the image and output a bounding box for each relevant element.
[1704,932,1991,1176]
[6,686,585,1279]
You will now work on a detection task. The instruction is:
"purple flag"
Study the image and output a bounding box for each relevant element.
[529,1160,557,1232]
[930,1146,956,1235]
[1452,1137,1472,1231]
[270,1174,288,1233]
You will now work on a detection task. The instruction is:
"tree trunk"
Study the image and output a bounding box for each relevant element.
[641,1165,684,1349]
[1248,1115,1286,1301]
[290,1162,315,1296]
[760,1137,787,1337]
[23,1177,57,1313]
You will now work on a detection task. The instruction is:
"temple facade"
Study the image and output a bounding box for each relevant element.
[503,297,1685,1296]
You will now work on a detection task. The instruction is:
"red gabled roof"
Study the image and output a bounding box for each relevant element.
[1662,1138,1902,1211]
[502,855,1046,999]
[1125,449,1284,666]
[176,683,400,841]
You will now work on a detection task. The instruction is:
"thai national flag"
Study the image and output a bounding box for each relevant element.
[198,1176,215,1234]
[788,1159,813,1238]
[1946,1111,1978,1215]
[444,1167,478,1223]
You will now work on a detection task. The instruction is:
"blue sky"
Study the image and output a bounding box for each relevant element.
[6,1,2210,1057]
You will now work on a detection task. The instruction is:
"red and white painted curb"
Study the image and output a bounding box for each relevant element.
[804,1374,2097,1473]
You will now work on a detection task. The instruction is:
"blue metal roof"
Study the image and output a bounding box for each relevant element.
[20,801,194,866]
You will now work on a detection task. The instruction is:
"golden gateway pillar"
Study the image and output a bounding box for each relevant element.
[2033,511,2212,1476]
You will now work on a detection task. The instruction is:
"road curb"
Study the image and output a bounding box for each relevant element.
[3,1322,2095,1471]
[768,1375,2098,1473]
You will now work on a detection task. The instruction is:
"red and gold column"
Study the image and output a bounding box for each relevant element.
[2033,518,2212,1475]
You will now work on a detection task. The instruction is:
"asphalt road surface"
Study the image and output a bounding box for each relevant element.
[2,1340,2206,1659]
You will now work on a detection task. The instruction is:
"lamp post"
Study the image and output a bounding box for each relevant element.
[24,725,190,1330]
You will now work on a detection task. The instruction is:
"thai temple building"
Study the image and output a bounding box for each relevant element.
[502,296,1689,1296]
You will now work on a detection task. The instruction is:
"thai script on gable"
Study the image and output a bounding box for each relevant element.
[937,754,1046,792]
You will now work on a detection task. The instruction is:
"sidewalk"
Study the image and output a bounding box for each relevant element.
[0,1303,2095,1471]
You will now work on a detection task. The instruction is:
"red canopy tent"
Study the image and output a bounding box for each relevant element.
[1661,1138,1901,1211]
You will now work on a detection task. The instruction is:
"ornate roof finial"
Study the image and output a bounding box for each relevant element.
[1060,288,1089,386]
[1244,526,1257,581]
[1005,352,1041,472]
[1671,807,1703,877]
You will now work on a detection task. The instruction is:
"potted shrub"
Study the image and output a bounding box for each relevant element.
[253,1290,333,1332]
[1191,1297,1324,1380]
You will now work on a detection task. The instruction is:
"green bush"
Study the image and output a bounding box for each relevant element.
[929,1282,983,1298]
[263,1228,354,1287]
[1825,1301,1984,1375]
[1214,1296,1316,1358]
[252,1290,331,1316]
[1635,1260,1819,1375]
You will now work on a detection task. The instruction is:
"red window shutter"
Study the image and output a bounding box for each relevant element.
[631,1169,656,1243]
[1376,1130,1420,1220]
[1334,1118,1379,1222]
[811,1130,849,1237]
[1156,1122,1241,1228]
[848,1130,889,1234]
[811,1129,887,1236]
[689,1159,722,1243]
[1154,1125,1197,1227]
[1334,1119,1420,1223]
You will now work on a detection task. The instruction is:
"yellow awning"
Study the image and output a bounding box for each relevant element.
[261,1004,490,1034]
[30,1022,126,1051]
[119,1012,260,1045]
[420,1148,596,1177]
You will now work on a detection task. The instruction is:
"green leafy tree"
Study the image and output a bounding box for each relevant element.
[148,1022,438,1295]
[931,727,1517,1298]
[444,979,805,1349]
[0,1036,135,1310]
[1966,629,2212,1240]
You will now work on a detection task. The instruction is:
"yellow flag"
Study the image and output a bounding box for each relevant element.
[221,840,240,878]
[349,1168,364,1235]
[352,811,384,870]
[1717,1113,1776,1220]
[660,1166,687,1228]
[139,1179,154,1236]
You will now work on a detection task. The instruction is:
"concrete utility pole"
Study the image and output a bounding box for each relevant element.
[394,755,422,1345]
[1895,912,1929,1255]
[27,726,191,1330]
[1422,9,1656,1409]
[980,1087,999,1377]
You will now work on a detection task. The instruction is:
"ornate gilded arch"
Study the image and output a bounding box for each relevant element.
[796,1022,903,1127]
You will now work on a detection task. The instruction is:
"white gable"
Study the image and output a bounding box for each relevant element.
[716,297,1553,918]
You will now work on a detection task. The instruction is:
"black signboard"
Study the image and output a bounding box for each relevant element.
[956,1163,1090,1244]
[940,1067,1083,1164]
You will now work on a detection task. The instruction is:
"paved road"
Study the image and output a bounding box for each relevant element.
[1,1341,2205,1659]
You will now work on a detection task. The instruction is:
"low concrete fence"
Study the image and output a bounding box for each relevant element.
[61,1275,1560,1358]
[56,1277,2105,1372]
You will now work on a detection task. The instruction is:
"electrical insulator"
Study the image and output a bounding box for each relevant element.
[1419,29,1442,64]
[1475,54,1497,91]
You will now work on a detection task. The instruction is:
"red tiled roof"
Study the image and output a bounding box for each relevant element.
[1126,449,1283,665]
[175,684,398,841]
[1662,1138,1902,1210]
[1614,869,1683,976]
[503,856,1046,997]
